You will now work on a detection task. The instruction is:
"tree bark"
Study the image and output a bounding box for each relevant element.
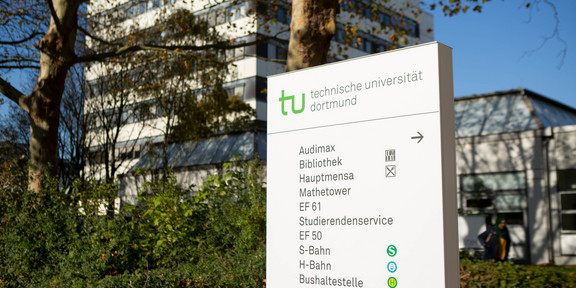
[27,0,80,193]
[286,0,339,72]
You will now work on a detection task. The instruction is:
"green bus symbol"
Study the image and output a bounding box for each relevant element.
[388,277,398,288]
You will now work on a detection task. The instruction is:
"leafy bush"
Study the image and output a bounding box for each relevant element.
[190,159,266,287]
[0,177,113,287]
[0,159,266,287]
[4,160,574,287]
[460,258,576,288]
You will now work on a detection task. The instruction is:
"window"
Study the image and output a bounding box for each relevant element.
[137,3,146,16]
[149,0,161,10]
[466,198,492,208]
[225,83,245,100]
[460,172,527,225]
[264,40,288,63]
[256,41,267,58]
[119,149,132,161]
[494,194,525,210]
[340,0,353,10]
[558,169,576,191]
[403,18,419,38]
[364,40,373,53]
[119,146,141,161]
[84,113,100,131]
[226,40,245,60]
[498,212,524,225]
[255,77,267,101]
[275,45,287,61]
[135,102,154,122]
[561,193,576,210]
[89,150,106,165]
[121,109,133,124]
[87,79,101,98]
[335,29,345,43]
[461,172,526,192]
[207,10,217,26]
[337,0,419,38]
[363,7,372,19]
[226,3,247,22]
[276,6,291,24]
[560,193,576,231]
[333,25,390,54]
[379,12,391,26]
[256,2,290,24]
[558,169,576,231]
[216,9,226,25]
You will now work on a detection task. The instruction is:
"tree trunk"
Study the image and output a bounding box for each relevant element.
[286,0,339,72]
[28,0,80,193]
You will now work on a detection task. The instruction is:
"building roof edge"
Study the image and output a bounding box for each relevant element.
[456,88,576,113]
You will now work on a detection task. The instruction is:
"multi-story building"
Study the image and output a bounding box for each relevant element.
[84,0,433,201]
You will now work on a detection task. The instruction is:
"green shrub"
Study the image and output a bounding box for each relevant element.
[460,258,576,288]
[8,160,576,287]
[0,177,113,287]
[191,159,266,287]
[0,159,266,287]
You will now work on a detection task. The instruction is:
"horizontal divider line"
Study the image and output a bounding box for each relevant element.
[268,110,439,135]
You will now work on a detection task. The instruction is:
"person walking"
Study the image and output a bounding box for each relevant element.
[478,216,511,262]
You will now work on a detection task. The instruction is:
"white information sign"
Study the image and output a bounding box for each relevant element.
[267,42,458,288]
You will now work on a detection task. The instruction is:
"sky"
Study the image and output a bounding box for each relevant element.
[426,0,576,108]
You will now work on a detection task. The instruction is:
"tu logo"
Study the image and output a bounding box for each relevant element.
[279,90,305,115]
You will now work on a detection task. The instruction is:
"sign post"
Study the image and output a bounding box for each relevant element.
[267,42,458,287]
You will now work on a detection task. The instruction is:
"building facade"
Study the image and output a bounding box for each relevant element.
[85,0,433,200]
[455,89,576,265]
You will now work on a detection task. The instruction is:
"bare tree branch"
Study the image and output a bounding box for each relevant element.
[0,32,43,45]
[0,65,41,69]
[0,58,41,64]
[521,0,567,68]
[77,26,122,47]
[75,38,265,63]
[0,77,30,113]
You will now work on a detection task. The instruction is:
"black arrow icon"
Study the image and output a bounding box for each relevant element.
[411,132,424,143]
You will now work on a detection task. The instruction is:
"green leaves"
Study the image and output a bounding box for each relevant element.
[459,258,576,287]
[0,159,267,286]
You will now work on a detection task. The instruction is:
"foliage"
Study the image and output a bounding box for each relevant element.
[459,258,576,288]
[192,158,267,286]
[4,161,576,287]
[0,159,266,287]
[0,141,28,191]
[169,86,256,143]
[0,177,110,287]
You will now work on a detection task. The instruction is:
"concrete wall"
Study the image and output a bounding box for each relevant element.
[550,125,576,265]
[455,126,576,265]
[455,130,552,264]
